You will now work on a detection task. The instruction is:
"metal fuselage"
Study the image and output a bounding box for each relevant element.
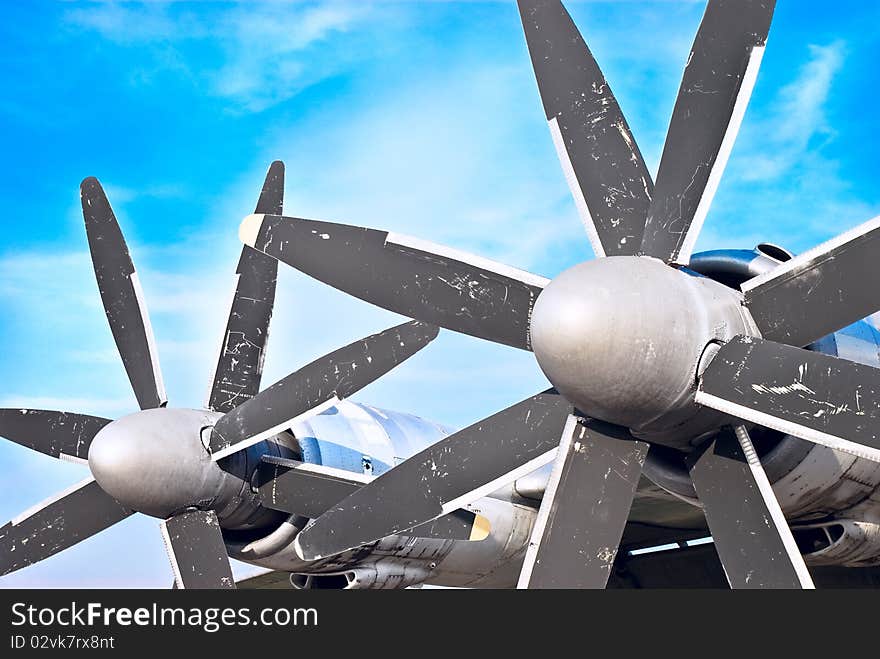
[232,401,540,588]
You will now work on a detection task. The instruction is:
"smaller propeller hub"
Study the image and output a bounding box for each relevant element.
[530,256,750,435]
[88,408,230,519]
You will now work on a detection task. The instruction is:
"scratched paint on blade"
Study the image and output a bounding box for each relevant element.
[294,391,571,560]
[249,215,544,351]
[518,0,654,256]
[0,409,111,461]
[209,321,438,454]
[700,336,880,455]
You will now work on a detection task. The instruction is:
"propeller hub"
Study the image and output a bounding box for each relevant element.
[88,408,233,519]
[529,256,750,435]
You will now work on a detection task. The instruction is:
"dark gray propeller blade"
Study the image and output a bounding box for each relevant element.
[240,214,548,351]
[639,0,775,264]
[0,479,133,576]
[82,177,167,409]
[0,409,111,463]
[518,416,648,589]
[258,456,491,543]
[696,335,880,463]
[686,426,814,589]
[206,161,283,413]
[741,215,880,347]
[209,320,439,460]
[518,0,654,257]
[294,390,572,561]
[161,509,235,589]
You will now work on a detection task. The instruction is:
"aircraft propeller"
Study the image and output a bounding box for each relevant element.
[239,0,880,589]
[0,162,445,588]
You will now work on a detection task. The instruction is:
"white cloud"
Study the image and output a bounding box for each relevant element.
[64,2,188,45]
[263,62,586,275]
[212,2,377,111]
[738,41,845,183]
[0,251,99,314]
[64,1,380,112]
[694,39,879,254]
[99,182,190,205]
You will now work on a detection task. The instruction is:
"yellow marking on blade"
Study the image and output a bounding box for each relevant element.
[239,213,265,247]
[469,514,491,541]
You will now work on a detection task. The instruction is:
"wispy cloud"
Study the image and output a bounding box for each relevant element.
[64,1,380,112]
[739,41,845,183]
[695,39,878,253]
[64,2,188,45]
[264,61,587,276]
[99,182,190,205]
[0,251,97,311]
[211,3,374,111]
[0,237,238,412]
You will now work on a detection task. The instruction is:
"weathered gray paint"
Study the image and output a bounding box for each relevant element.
[0,480,132,576]
[209,321,438,455]
[528,255,751,441]
[162,509,235,589]
[521,418,648,589]
[258,458,363,518]
[639,0,775,263]
[517,0,653,256]
[81,177,166,410]
[698,335,880,461]
[294,390,572,561]
[257,457,483,542]
[687,427,811,588]
[247,215,545,350]
[206,161,282,412]
[743,218,880,347]
[0,409,110,462]
[86,407,276,529]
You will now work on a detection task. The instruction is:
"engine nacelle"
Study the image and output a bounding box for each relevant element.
[638,247,880,526]
[794,520,880,567]
[335,563,433,589]
[288,564,431,589]
[225,402,539,587]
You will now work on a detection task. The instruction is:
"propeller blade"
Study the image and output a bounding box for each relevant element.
[82,177,167,409]
[206,161,284,413]
[0,478,132,576]
[293,390,572,561]
[160,509,235,589]
[257,456,490,542]
[208,321,439,460]
[517,0,653,257]
[518,416,648,589]
[639,0,775,264]
[0,409,111,464]
[696,335,880,463]
[253,160,285,216]
[686,426,814,589]
[239,214,548,351]
[742,215,880,347]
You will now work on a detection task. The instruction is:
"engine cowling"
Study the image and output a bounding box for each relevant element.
[638,247,880,528]
[794,520,880,567]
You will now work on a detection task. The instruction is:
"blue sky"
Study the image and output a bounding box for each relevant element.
[1,0,878,587]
